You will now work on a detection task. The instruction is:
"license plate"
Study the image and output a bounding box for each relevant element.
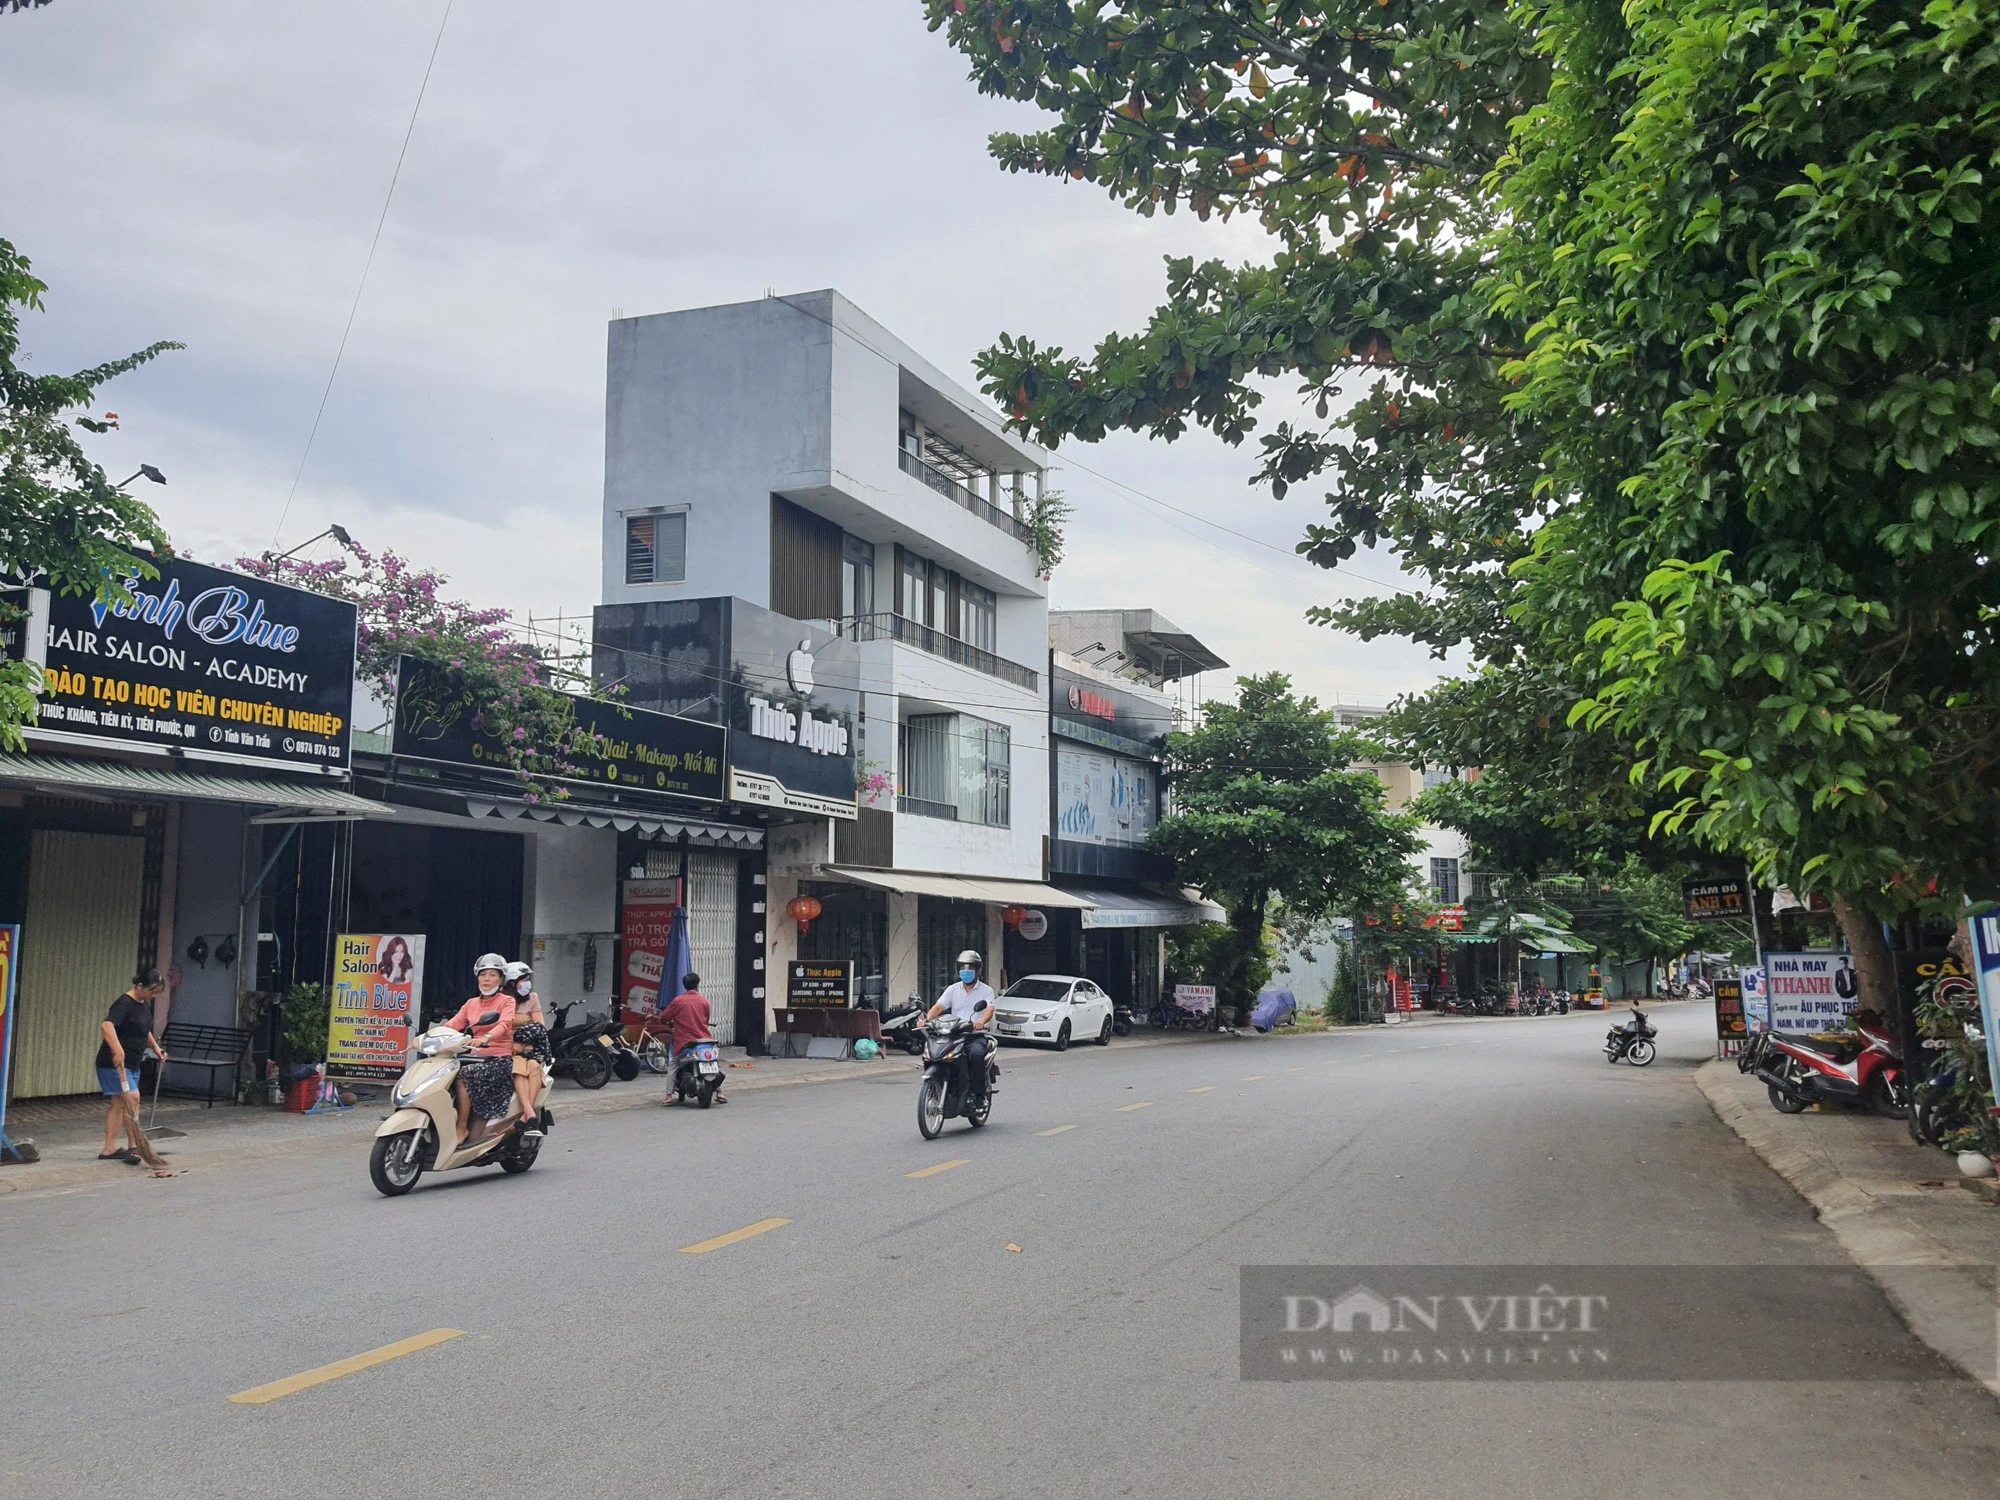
[597,1036,613,1048]
[699,1063,721,1076]
[998,1024,1021,1035]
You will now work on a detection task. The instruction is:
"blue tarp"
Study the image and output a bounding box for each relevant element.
[1251,990,1297,1032]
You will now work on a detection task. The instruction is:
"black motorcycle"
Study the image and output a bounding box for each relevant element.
[1604,1008,1658,1066]
[1112,1001,1134,1037]
[917,1003,996,1140]
[548,1002,616,1090]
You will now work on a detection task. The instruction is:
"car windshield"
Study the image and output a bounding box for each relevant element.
[1003,979,1072,1002]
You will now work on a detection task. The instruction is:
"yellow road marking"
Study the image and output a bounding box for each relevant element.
[1242,1075,1265,1082]
[228,1329,464,1405]
[1036,1124,1077,1137]
[1286,1067,1305,1073]
[1189,1086,1216,1093]
[679,1217,792,1254]
[906,1159,970,1178]
[1117,1101,1153,1112]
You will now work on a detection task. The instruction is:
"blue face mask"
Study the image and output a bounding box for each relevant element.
[959,969,977,985]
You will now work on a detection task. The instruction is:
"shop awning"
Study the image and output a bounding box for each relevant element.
[0,753,383,818]
[1069,886,1225,930]
[822,866,1096,909]
[462,795,762,848]
[1462,905,1595,955]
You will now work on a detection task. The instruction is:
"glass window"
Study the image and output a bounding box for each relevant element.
[960,581,996,654]
[1430,857,1461,905]
[1003,978,1072,1002]
[624,510,686,586]
[900,712,1009,827]
[842,535,876,620]
[1422,767,1457,792]
[897,548,929,625]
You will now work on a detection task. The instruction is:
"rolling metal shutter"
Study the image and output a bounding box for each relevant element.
[14,830,145,1098]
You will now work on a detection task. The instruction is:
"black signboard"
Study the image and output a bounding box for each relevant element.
[592,597,859,819]
[391,657,726,802]
[1683,877,1749,922]
[788,960,854,1006]
[1713,978,1745,1040]
[5,556,357,774]
[1051,665,1174,753]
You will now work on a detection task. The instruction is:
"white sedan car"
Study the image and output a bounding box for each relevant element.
[992,974,1115,1050]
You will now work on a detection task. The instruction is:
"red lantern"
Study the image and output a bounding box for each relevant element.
[1000,905,1028,929]
[786,894,823,936]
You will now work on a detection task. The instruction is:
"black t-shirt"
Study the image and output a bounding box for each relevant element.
[95,994,155,1071]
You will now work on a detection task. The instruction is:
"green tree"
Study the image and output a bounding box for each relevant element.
[926,2,2000,1015]
[1,238,181,748]
[1152,672,1421,1008]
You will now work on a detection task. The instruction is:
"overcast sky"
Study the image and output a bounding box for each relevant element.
[1,0,1451,709]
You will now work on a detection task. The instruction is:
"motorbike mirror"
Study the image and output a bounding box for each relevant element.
[974,999,990,1014]
[478,1011,500,1026]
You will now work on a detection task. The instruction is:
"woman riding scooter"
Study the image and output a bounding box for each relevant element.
[444,954,518,1144]
[503,960,550,1139]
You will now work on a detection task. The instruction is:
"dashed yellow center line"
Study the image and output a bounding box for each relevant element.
[906,1159,970,1178]
[1117,1101,1153,1112]
[1036,1124,1078,1137]
[228,1329,464,1405]
[1189,1085,1216,1093]
[679,1217,792,1254]
[1242,1075,1265,1082]
[1285,1067,1305,1073]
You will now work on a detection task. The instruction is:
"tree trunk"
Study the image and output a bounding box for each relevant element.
[1827,891,1897,1020]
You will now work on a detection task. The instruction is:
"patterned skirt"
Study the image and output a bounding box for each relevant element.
[459,1056,515,1121]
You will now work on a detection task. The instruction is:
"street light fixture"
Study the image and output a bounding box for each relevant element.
[263,524,357,564]
[116,464,167,488]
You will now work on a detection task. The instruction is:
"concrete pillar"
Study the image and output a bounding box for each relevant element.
[887,891,919,1006]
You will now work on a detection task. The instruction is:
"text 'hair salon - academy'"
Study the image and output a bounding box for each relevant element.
[0,550,862,1110]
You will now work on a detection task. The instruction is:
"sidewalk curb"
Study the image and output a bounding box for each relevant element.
[1695,1059,2000,1399]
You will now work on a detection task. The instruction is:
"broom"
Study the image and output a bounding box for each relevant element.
[118,1072,178,1174]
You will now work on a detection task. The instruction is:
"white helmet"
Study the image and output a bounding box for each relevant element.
[502,960,532,984]
[956,949,982,968]
[473,952,507,977]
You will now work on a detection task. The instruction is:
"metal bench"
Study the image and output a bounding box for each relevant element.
[156,1022,252,1107]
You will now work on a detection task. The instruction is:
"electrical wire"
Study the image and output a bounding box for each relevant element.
[271,0,456,549]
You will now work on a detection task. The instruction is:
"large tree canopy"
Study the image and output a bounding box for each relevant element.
[926,2,2000,985]
[1152,671,1421,1005]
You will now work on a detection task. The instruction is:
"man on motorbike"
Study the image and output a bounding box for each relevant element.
[660,973,724,1105]
[926,949,996,1102]
[444,955,517,1144]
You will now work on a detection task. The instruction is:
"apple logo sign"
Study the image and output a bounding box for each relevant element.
[786,639,815,695]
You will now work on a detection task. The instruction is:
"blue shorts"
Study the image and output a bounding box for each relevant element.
[98,1066,136,1097]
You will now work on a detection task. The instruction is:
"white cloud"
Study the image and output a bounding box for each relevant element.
[2,0,1451,709]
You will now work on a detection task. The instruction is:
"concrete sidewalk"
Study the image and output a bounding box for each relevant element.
[1697,1059,2000,1395]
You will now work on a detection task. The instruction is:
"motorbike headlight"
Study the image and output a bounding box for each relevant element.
[418,1035,445,1057]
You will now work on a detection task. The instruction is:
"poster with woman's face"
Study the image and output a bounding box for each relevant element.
[328,933,429,1080]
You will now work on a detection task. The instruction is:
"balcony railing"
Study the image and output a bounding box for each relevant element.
[839,612,1040,691]
[898,447,1034,544]
[898,794,959,823]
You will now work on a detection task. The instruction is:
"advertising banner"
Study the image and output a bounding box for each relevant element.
[787,960,854,1006]
[1967,912,2000,1125]
[1173,984,1217,1015]
[1765,952,1859,1033]
[6,556,357,774]
[0,925,20,1150]
[1056,748,1157,847]
[1713,978,1745,1041]
[621,879,679,1027]
[327,933,427,1080]
[1682,877,1749,922]
[393,657,726,802]
[1741,967,1769,1032]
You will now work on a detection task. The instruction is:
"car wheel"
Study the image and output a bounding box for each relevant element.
[1097,1016,1113,1046]
[1054,1022,1071,1052]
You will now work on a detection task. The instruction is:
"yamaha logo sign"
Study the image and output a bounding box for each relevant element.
[1067,684,1116,721]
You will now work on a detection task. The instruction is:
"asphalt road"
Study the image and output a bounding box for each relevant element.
[5,1006,1998,1499]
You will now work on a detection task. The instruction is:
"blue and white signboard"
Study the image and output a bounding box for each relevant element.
[1966,913,2000,1127]
[1765,952,1858,1033]
[1739,965,1769,1032]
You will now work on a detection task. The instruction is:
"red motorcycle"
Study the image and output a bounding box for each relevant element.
[1744,1009,1906,1116]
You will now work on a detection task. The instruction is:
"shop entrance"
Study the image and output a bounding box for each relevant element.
[918,897,987,1002]
[12,829,145,1098]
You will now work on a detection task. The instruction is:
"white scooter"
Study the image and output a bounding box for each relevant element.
[369,1014,551,1196]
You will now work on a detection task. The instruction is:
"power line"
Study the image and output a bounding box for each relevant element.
[271,0,456,549]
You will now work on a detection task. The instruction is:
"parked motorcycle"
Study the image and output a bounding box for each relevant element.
[369,1014,550,1196]
[668,1037,725,1108]
[1112,1001,1134,1037]
[548,1002,617,1090]
[875,992,929,1055]
[1749,1010,1905,1115]
[1604,1008,1658,1066]
[916,1002,996,1140]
